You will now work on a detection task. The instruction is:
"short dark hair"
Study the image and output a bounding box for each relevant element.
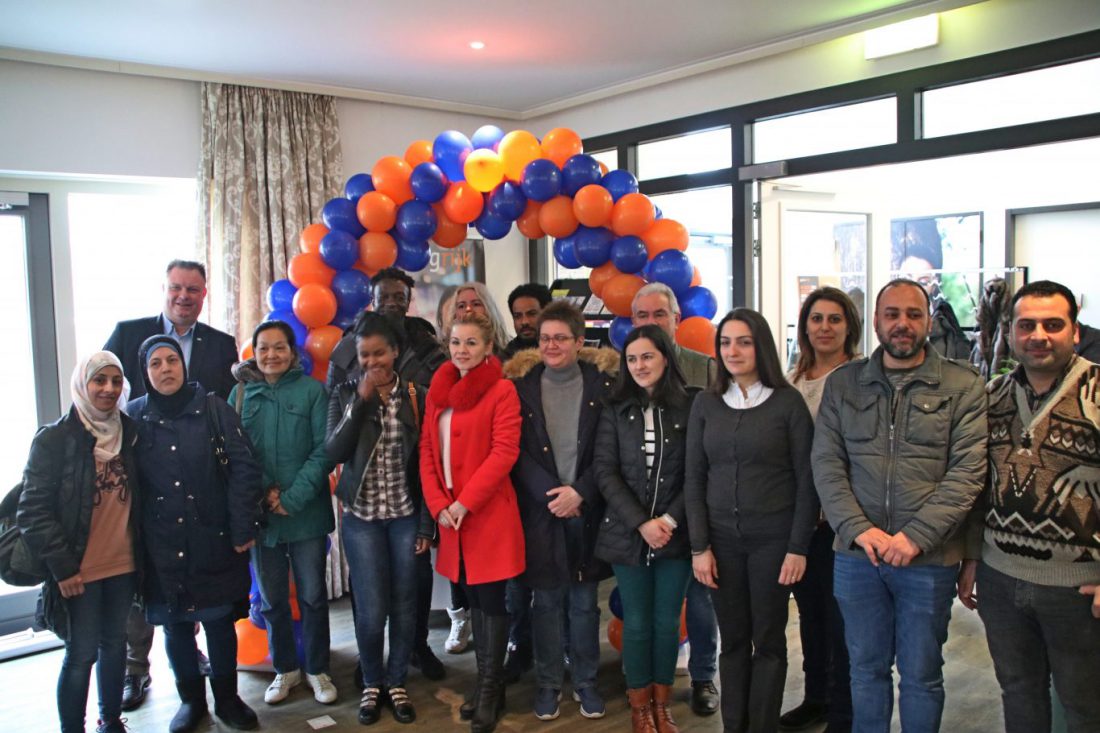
[1011,279,1078,324]
[508,283,552,313]
[611,325,689,407]
[252,320,299,357]
[537,300,584,339]
[711,308,789,395]
[793,287,862,380]
[166,259,206,281]
[875,278,931,311]
[372,267,415,292]
[353,311,404,352]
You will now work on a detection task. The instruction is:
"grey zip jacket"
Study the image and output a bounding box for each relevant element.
[812,344,987,566]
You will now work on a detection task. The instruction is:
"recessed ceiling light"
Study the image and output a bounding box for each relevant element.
[864,14,938,59]
[469,41,485,50]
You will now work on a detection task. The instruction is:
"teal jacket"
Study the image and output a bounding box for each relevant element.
[229,362,335,546]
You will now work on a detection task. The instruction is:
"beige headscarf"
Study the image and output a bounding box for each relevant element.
[70,351,130,463]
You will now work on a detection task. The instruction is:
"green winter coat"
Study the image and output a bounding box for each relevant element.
[229,362,335,546]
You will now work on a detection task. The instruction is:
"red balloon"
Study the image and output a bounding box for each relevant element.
[676,317,717,357]
[292,283,338,328]
[299,223,329,253]
[356,191,397,233]
[573,184,613,228]
[305,325,343,363]
[372,156,414,205]
[287,252,335,288]
[358,232,398,272]
[538,195,579,239]
[432,205,468,249]
[588,261,621,299]
[602,273,646,318]
[641,218,689,259]
[442,182,484,224]
[516,201,545,239]
[611,193,656,237]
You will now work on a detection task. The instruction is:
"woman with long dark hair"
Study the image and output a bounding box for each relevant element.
[594,325,696,733]
[685,309,817,733]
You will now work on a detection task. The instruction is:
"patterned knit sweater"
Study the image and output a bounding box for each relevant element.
[982,357,1100,586]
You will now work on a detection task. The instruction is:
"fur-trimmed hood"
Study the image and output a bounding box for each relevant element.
[231,356,303,384]
[502,346,620,380]
[428,355,505,411]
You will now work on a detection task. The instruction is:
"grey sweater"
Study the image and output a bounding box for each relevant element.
[541,363,583,485]
[684,387,818,554]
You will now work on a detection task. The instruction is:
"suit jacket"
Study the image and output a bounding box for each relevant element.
[104,314,238,400]
[674,344,716,389]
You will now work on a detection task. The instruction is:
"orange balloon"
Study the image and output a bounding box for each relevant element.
[235,619,268,666]
[610,193,656,237]
[358,232,398,272]
[292,283,338,328]
[588,261,621,299]
[299,223,329,253]
[287,252,335,288]
[442,182,484,224]
[690,266,702,287]
[305,325,343,363]
[602,273,646,317]
[404,139,434,169]
[680,600,689,643]
[371,156,414,205]
[599,161,609,176]
[239,342,254,362]
[573,184,614,228]
[641,218,689,258]
[499,130,543,182]
[356,191,397,233]
[538,195,579,239]
[432,205,468,249]
[516,201,545,239]
[607,617,623,652]
[676,316,717,357]
[310,359,330,382]
[540,127,583,168]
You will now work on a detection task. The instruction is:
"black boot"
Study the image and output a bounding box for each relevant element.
[460,609,485,721]
[210,675,258,730]
[169,677,208,733]
[470,613,509,733]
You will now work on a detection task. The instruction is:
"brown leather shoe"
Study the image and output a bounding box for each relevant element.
[652,683,680,733]
[627,686,658,733]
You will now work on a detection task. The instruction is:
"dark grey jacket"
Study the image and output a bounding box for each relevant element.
[812,345,987,565]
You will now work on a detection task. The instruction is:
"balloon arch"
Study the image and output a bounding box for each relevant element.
[258,126,720,381]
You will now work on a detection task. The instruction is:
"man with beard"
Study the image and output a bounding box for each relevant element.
[813,278,987,733]
[507,283,553,356]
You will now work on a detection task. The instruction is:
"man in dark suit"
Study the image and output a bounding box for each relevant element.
[103,259,238,711]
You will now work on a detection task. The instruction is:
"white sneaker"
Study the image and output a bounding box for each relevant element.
[306,672,338,704]
[445,607,471,653]
[264,669,301,704]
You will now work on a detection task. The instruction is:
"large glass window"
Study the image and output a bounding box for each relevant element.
[637,127,731,180]
[753,97,897,163]
[0,212,38,500]
[587,148,619,173]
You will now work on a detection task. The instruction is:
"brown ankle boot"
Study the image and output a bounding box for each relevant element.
[627,685,658,733]
[652,683,680,733]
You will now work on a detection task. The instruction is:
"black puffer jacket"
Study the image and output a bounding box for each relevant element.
[593,390,696,566]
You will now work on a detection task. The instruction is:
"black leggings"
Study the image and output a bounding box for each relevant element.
[458,566,508,616]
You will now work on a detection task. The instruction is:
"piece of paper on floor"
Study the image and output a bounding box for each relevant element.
[307,715,337,729]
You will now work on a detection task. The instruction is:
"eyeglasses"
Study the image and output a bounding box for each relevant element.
[539,334,576,345]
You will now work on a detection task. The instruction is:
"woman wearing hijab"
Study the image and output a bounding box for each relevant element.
[127,335,263,733]
[17,351,140,733]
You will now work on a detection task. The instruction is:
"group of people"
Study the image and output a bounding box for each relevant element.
[13,254,1100,733]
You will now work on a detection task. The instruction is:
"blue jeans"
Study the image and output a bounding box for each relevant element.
[342,512,418,688]
[613,560,692,688]
[251,535,331,675]
[685,577,718,682]
[532,581,600,690]
[977,562,1100,733]
[833,554,958,733]
[57,572,136,733]
[162,608,237,682]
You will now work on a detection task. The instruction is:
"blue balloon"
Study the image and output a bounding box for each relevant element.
[265,309,308,346]
[609,586,624,620]
[573,226,615,268]
[266,279,297,311]
[322,197,365,238]
[396,200,438,242]
[679,286,718,320]
[474,209,511,240]
[553,234,581,269]
[609,235,648,274]
[521,159,562,202]
[410,162,449,203]
[298,352,314,376]
[471,124,505,151]
[330,268,372,316]
[560,154,602,197]
[601,169,639,202]
[331,311,356,332]
[654,206,664,220]
[433,130,473,183]
[344,172,374,202]
[609,316,633,351]
[487,182,527,222]
[395,237,431,272]
[649,249,693,294]
[318,230,359,271]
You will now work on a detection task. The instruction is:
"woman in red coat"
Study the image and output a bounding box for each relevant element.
[420,311,524,733]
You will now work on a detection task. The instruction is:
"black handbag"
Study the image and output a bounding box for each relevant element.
[0,482,47,587]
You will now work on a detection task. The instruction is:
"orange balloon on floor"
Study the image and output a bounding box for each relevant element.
[607,617,624,652]
[356,191,397,233]
[372,156,414,205]
[432,206,468,249]
[404,139,434,169]
[516,201,545,239]
[676,316,717,357]
[588,261,621,299]
[641,218,689,258]
[299,223,329,253]
[541,127,583,168]
[287,252,335,288]
[305,326,342,363]
[538,195,579,239]
[235,619,268,666]
[573,184,614,228]
[499,130,542,182]
[611,193,656,237]
[292,283,338,328]
[602,273,646,317]
[442,182,484,224]
[359,232,398,272]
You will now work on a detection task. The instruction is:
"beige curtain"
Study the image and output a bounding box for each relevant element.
[198,83,343,344]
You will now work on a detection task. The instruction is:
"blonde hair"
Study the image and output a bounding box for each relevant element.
[450,282,511,354]
[449,312,495,346]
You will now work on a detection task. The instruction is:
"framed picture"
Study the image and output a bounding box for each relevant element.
[406,238,485,329]
[891,212,983,327]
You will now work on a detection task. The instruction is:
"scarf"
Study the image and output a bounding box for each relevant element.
[138,334,195,418]
[428,355,504,411]
[70,351,129,462]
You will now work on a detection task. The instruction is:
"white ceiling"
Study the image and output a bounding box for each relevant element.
[0,0,975,118]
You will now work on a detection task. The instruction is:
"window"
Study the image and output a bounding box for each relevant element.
[587,148,619,173]
[637,127,731,180]
[753,98,897,163]
[0,211,38,498]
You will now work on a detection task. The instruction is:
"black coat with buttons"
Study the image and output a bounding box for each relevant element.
[593,390,697,566]
[127,385,262,613]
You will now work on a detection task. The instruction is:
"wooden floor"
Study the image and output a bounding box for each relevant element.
[0,590,1004,732]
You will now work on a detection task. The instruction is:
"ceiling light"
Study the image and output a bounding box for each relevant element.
[864,14,938,60]
[469,41,485,50]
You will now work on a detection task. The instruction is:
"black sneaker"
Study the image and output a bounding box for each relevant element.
[358,687,383,726]
[95,719,128,733]
[779,700,828,730]
[691,680,719,716]
[410,645,446,681]
[121,674,151,712]
[387,686,416,724]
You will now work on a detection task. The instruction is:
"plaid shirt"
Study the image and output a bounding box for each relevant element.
[351,381,415,521]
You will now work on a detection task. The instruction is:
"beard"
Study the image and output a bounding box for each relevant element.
[878,327,927,360]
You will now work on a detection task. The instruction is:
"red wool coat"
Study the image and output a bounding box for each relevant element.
[420,356,525,585]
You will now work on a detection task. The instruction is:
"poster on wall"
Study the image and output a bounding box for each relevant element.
[890,213,983,327]
[406,238,485,330]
